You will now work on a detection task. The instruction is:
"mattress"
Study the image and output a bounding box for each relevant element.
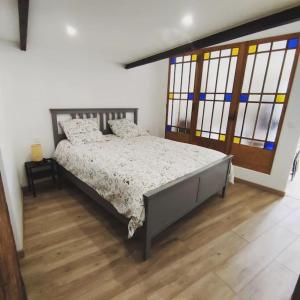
[54,135,228,237]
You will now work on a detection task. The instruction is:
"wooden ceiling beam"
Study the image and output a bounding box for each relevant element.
[18,0,29,51]
[124,5,300,69]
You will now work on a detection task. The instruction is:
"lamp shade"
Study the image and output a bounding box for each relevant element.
[31,144,43,162]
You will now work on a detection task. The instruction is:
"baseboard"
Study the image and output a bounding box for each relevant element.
[18,249,25,259]
[235,178,285,197]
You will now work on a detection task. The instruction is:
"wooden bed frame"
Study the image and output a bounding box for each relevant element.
[50,108,232,260]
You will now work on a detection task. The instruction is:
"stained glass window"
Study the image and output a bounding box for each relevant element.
[166,55,197,133]
[234,38,298,150]
[165,34,300,174]
[195,47,239,141]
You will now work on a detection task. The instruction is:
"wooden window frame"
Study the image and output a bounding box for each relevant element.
[165,50,200,144]
[165,32,300,174]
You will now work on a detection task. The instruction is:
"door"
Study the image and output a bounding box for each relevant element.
[165,52,198,143]
[164,32,300,174]
[231,34,300,173]
[190,43,245,153]
[0,175,26,300]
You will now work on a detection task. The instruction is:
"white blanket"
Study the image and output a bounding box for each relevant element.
[55,135,229,237]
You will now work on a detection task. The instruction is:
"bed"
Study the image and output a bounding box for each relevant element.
[50,108,232,260]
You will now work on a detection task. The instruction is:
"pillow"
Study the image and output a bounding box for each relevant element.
[60,118,103,145]
[108,118,148,138]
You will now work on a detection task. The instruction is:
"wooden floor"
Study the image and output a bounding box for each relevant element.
[21,181,300,300]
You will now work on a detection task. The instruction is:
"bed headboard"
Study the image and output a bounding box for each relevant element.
[50,108,138,147]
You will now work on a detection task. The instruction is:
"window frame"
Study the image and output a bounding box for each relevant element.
[164,32,300,174]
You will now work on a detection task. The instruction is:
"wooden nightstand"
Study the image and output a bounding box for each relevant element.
[25,158,57,197]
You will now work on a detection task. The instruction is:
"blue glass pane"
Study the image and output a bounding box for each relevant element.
[287,38,298,49]
[199,93,206,100]
[240,94,249,102]
[225,93,232,102]
[166,125,172,132]
[188,93,194,100]
[170,57,176,64]
[264,141,275,151]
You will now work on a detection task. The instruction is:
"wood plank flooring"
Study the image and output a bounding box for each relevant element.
[21,182,300,300]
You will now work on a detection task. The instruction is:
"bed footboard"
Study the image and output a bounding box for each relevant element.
[143,155,232,260]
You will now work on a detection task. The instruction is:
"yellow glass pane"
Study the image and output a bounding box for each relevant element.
[233,137,240,144]
[276,94,285,103]
[219,134,226,141]
[169,93,173,99]
[232,48,239,56]
[195,130,201,137]
[248,45,257,54]
[204,52,210,60]
[192,54,197,61]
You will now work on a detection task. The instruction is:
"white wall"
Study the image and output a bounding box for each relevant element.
[0,42,168,187]
[0,90,23,251]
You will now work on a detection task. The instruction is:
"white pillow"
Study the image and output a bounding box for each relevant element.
[108,118,148,138]
[60,118,103,145]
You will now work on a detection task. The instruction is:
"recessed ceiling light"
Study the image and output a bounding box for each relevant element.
[181,15,193,27]
[66,25,77,37]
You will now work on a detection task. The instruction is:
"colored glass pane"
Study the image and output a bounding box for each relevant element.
[276,94,285,103]
[240,94,249,102]
[232,48,239,56]
[225,93,232,102]
[264,141,275,150]
[199,93,206,100]
[192,54,197,61]
[248,45,257,53]
[188,93,194,100]
[233,137,240,144]
[219,134,226,141]
[287,38,298,49]
[204,52,210,60]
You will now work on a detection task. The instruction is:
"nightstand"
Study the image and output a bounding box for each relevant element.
[25,158,57,197]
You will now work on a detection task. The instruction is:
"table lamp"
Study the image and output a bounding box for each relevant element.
[31,144,43,162]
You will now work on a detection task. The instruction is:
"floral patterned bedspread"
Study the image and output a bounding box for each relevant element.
[54,135,228,237]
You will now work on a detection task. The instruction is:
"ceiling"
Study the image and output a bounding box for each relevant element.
[0,0,299,63]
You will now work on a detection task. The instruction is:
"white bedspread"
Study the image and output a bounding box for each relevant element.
[54,135,228,237]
